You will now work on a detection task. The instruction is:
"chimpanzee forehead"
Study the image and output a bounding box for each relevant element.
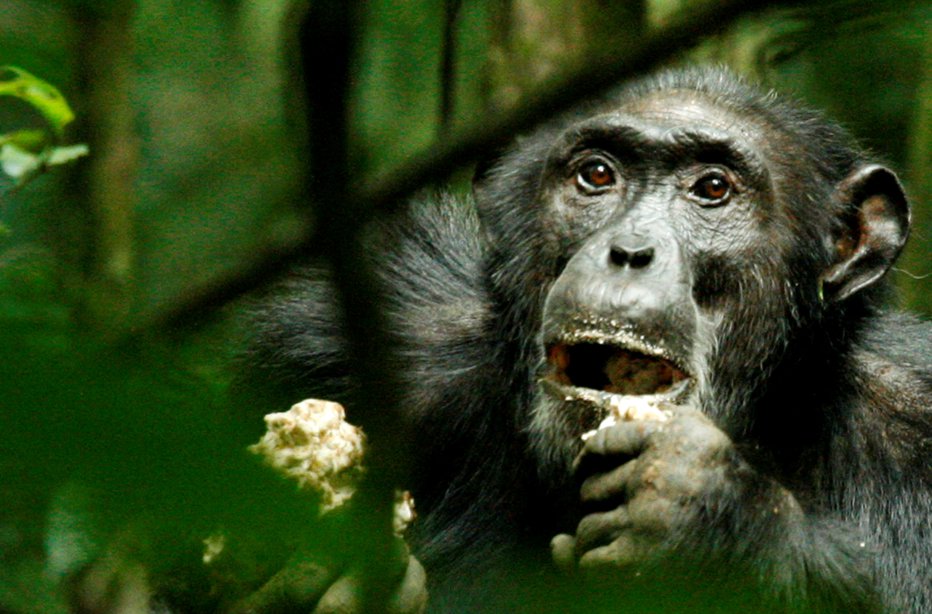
[610,90,768,143]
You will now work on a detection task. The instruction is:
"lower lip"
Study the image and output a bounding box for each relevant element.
[539,377,693,410]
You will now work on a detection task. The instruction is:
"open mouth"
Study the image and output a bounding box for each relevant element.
[541,338,692,408]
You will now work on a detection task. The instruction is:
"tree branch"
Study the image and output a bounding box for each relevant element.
[141,0,799,334]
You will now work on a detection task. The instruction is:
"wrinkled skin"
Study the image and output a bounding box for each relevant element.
[551,408,796,569]
[240,69,932,613]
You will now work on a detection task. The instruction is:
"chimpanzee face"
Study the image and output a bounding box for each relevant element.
[523,90,905,484]
[533,97,762,439]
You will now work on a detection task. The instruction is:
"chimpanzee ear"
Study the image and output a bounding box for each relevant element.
[821,165,910,302]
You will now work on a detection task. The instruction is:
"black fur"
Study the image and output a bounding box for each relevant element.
[240,68,931,613]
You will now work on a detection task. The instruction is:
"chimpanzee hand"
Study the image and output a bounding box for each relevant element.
[229,535,427,614]
[551,406,800,574]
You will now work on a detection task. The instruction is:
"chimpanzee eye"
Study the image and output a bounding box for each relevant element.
[690,172,732,205]
[575,159,616,193]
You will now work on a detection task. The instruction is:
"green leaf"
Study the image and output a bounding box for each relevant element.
[0,129,49,154]
[0,66,75,138]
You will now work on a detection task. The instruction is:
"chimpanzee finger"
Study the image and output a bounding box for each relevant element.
[386,554,428,614]
[577,531,643,571]
[315,540,427,614]
[574,421,662,476]
[551,533,578,573]
[229,554,338,614]
[574,506,632,556]
[315,574,362,613]
[584,421,663,457]
[579,460,638,503]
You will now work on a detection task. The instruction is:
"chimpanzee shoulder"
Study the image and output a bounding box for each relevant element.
[861,310,932,378]
[240,191,495,418]
[852,311,932,470]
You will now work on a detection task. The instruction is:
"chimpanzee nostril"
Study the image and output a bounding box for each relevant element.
[609,246,629,267]
[629,247,654,269]
[609,245,654,269]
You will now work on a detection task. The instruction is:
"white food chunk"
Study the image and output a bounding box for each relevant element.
[581,395,671,441]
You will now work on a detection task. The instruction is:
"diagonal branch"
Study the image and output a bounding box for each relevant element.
[143,0,798,334]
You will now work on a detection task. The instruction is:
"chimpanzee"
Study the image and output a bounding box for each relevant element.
[241,68,931,613]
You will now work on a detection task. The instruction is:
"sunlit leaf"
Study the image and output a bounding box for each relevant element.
[47,143,90,166]
[0,143,42,182]
[0,66,75,138]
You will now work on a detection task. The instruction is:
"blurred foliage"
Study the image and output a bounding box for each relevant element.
[0,66,74,137]
[0,0,927,612]
[0,66,88,187]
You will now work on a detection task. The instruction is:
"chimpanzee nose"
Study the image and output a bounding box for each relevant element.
[609,244,655,269]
